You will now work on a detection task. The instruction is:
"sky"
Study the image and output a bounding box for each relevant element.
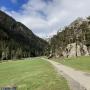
[0,0,90,38]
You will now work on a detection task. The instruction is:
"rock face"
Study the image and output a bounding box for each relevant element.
[0,10,48,60]
[63,43,89,58]
[50,16,90,58]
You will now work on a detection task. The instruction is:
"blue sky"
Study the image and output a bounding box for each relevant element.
[0,0,28,11]
[0,0,90,38]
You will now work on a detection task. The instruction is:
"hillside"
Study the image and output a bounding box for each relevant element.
[50,17,90,57]
[0,10,48,60]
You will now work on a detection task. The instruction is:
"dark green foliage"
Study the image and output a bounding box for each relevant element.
[0,10,48,60]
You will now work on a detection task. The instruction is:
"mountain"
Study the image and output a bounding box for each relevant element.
[0,10,48,60]
[50,17,90,57]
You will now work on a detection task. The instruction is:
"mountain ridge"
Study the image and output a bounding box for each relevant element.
[50,17,90,57]
[0,10,48,60]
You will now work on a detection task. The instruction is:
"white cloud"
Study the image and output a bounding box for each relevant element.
[0,6,7,11]
[1,0,90,38]
[11,0,17,4]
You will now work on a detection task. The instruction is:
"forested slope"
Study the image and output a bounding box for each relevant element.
[50,17,90,57]
[0,10,48,60]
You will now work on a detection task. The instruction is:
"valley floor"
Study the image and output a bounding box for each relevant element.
[0,58,69,90]
[52,56,90,72]
[42,58,90,90]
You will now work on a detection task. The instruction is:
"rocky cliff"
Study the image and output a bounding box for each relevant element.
[50,17,90,58]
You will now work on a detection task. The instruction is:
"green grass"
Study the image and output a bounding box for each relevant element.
[0,58,69,90]
[53,56,90,72]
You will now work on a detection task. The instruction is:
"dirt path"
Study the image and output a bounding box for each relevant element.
[42,58,90,90]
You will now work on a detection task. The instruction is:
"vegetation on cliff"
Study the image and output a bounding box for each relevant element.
[50,17,90,57]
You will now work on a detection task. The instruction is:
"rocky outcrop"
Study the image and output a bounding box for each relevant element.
[63,43,89,58]
[50,16,90,58]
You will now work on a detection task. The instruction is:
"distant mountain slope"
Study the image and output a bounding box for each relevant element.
[50,17,90,57]
[0,10,48,60]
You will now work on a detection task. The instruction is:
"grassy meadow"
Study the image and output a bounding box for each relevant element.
[0,58,69,90]
[53,56,90,72]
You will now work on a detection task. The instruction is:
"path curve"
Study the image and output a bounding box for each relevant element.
[42,58,90,90]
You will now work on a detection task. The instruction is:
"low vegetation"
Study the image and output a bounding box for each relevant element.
[0,58,69,90]
[53,56,90,72]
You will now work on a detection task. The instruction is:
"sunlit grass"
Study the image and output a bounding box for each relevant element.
[53,56,90,72]
[0,58,69,90]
